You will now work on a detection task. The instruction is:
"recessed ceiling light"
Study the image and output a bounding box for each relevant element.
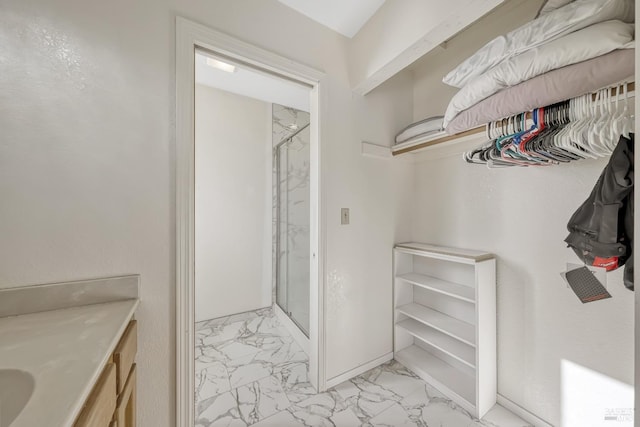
[206,58,236,73]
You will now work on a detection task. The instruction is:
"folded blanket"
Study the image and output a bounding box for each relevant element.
[442,0,634,88]
[443,20,634,127]
[537,0,574,17]
[395,116,444,144]
[445,48,634,135]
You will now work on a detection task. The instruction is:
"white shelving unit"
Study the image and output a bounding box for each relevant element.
[393,242,496,418]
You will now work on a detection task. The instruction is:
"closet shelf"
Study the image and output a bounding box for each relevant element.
[395,345,476,408]
[394,242,496,417]
[396,273,475,303]
[392,127,484,156]
[396,303,476,347]
[392,81,636,157]
[395,242,494,264]
[396,318,476,368]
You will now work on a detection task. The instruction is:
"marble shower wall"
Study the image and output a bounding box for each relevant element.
[272,104,311,335]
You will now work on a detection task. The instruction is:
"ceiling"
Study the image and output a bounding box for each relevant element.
[278,0,386,38]
[195,51,310,112]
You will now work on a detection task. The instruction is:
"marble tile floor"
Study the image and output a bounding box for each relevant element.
[195,307,532,427]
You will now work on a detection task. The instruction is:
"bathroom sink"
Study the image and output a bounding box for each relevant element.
[0,369,35,427]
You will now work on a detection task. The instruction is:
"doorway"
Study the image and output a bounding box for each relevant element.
[175,17,326,427]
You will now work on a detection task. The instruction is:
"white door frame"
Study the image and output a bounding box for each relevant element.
[175,16,327,427]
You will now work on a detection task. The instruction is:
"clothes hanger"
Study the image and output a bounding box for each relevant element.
[546,100,584,160]
[575,90,602,158]
[593,87,613,155]
[466,82,632,167]
[556,96,587,160]
[553,101,584,161]
[621,81,634,138]
[610,84,624,146]
[576,93,600,159]
[504,110,548,166]
[592,88,612,156]
[534,103,573,163]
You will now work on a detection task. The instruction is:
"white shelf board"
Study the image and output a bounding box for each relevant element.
[396,272,475,304]
[391,127,485,156]
[396,318,475,368]
[395,345,475,409]
[396,303,476,347]
[392,130,447,152]
[395,242,494,264]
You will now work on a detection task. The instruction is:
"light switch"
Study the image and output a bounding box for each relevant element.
[341,208,350,225]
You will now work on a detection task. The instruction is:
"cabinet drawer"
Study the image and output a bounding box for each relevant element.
[74,363,117,427]
[114,320,137,394]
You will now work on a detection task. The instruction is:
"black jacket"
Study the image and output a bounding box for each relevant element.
[565,134,634,290]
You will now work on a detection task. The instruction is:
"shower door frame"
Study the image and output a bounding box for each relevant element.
[275,123,312,338]
[175,17,327,427]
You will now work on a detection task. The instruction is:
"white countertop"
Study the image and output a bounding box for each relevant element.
[0,299,139,427]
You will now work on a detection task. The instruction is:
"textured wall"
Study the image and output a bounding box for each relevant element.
[0,0,415,423]
[411,151,634,425]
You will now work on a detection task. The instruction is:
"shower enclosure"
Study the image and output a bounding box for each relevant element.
[274,105,310,337]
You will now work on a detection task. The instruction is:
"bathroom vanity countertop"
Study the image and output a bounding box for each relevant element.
[0,299,139,427]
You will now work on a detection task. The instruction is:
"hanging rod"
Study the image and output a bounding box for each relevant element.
[392,81,635,157]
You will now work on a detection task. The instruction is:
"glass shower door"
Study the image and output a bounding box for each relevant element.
[275,125,310,337]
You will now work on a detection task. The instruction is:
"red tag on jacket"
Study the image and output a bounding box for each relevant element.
[593,256,619,271]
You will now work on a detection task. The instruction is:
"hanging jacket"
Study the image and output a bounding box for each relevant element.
[623,177,634,289]
[565,133,634,290]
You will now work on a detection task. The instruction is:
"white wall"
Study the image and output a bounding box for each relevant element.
[0,0,415,423]
[408,4,634,423]
[410,149,634,426]
[195,85,271,322]
[323,72,415,381]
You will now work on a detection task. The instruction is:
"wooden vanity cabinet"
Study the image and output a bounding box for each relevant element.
[73,363,117,427]
[115,364,137,427]
[75,320,137,427]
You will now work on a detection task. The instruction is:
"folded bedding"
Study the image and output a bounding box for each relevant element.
[442,20,634,127]
[445,48,634,135]
[395,116,444,144]
[442,0,634,88]
[537,0,575,17]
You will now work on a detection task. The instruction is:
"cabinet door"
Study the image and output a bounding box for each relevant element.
[74,363,117,427]
[114,320,137,395]
[115,364,137,427]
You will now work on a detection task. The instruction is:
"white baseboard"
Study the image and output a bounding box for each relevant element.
[325,352,394,389]
[274,304,310,355]
[497,395,554,427]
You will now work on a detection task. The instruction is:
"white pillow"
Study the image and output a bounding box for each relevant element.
[442,20,634,128]
[537,0,575,17]
[442,0,634,88]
